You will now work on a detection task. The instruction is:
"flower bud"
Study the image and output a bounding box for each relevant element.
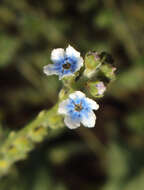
[87,81,106,98]
[84,51,101,77]
[100,64,116,81]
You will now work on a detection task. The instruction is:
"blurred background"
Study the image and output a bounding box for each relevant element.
[0,0,144,189]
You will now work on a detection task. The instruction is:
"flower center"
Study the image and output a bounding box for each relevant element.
[63,62,71,70]
[74,103,83,112]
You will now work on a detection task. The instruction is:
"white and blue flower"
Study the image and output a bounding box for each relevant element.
[43,45,83,80]
[58,91,99,129]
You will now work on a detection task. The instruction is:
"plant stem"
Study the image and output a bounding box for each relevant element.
[0,104,64,177]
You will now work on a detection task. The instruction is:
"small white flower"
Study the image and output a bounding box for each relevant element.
[96,82,106,95]
[58,91,99,129]
[43,45,83,80]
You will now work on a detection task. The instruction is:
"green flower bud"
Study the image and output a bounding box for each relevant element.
[100,64,116,81]
[84,51,101,77]
[87,81,106,98]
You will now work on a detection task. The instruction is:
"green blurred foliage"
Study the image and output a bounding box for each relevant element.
[0,0,144,189]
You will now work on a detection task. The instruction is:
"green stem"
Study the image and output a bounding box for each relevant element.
[0,104,64,177]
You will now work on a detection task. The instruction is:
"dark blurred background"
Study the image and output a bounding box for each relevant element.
[0,0,144,190]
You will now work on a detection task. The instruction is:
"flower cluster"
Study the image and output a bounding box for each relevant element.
[43,45,100,129]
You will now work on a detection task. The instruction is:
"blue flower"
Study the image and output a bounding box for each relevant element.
[43,45,83,80]
[58,91,99,129]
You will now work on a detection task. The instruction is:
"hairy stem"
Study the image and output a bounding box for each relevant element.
[0,104,64,177]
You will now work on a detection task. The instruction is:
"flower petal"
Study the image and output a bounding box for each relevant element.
[81,111,96,128]
[86,98,99,110]
[66,45,80,58]
[64,115,81,129]
[69,91,85,100]
[96,82,106,95]
[43,64,58,76]
[51,48,65,62]
[75,57,83,72]
[58,100,69,115]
